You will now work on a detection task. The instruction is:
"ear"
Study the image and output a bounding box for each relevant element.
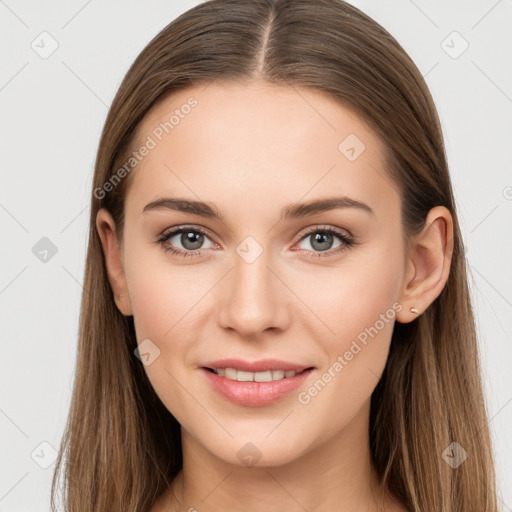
[396,206,454,324]
[96,208,133,316]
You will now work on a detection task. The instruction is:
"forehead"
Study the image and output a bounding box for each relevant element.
[124,81,399,222]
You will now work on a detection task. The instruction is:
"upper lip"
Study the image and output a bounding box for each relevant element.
[202,358,314,373]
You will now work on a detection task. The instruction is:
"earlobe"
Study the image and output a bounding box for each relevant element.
[95,208,133,316]
[396,206,454,324]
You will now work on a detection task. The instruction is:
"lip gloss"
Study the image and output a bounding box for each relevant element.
[201,367,314,407]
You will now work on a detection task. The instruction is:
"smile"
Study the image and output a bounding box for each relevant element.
[206,367,307,382]
[200,360,315,407]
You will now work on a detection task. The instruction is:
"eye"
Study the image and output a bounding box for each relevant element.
[293,225,355,258]
[155,224,356,260]
[156,225,218,258]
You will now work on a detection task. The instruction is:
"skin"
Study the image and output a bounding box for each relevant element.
[96,80,453,512]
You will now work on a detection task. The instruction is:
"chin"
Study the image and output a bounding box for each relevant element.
[197,432,311,469]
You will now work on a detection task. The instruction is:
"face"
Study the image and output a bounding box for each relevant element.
[103,80,411,467]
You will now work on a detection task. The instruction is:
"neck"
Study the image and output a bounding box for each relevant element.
[163,399,398,512]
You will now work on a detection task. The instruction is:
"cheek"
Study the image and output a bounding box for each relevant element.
[293,310,399,450]
[292,245,402,408]
[294,243,403,345]
[124,248,212,425]
[125,243,211,341]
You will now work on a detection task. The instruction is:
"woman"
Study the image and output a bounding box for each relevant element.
[51,0,500,510]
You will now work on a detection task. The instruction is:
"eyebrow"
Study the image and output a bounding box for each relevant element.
[142,196,374,220]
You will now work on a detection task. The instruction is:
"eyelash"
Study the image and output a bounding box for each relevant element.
[156,224,356,259]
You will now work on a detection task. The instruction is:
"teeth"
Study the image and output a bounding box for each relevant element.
[224,368,238,380]
[237,370,254,382]
[214,368,299,382]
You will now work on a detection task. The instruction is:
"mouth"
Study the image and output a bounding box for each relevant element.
[200,359,316,407]
[203,366,314,382]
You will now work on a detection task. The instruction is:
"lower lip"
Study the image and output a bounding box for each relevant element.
[201,367,315,407]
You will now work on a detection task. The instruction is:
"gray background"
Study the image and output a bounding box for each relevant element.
[0,0,511,510]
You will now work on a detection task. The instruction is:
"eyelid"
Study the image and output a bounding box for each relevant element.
[159,224,215,240]
[297,224,353,240]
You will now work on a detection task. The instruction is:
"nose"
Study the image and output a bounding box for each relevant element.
[217,249,290,339]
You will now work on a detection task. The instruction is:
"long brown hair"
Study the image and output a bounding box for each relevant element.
[51,0,500,510]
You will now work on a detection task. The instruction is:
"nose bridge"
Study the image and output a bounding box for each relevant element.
[217,239,288,336]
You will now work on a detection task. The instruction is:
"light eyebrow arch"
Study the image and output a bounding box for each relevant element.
[141,195,374,221]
